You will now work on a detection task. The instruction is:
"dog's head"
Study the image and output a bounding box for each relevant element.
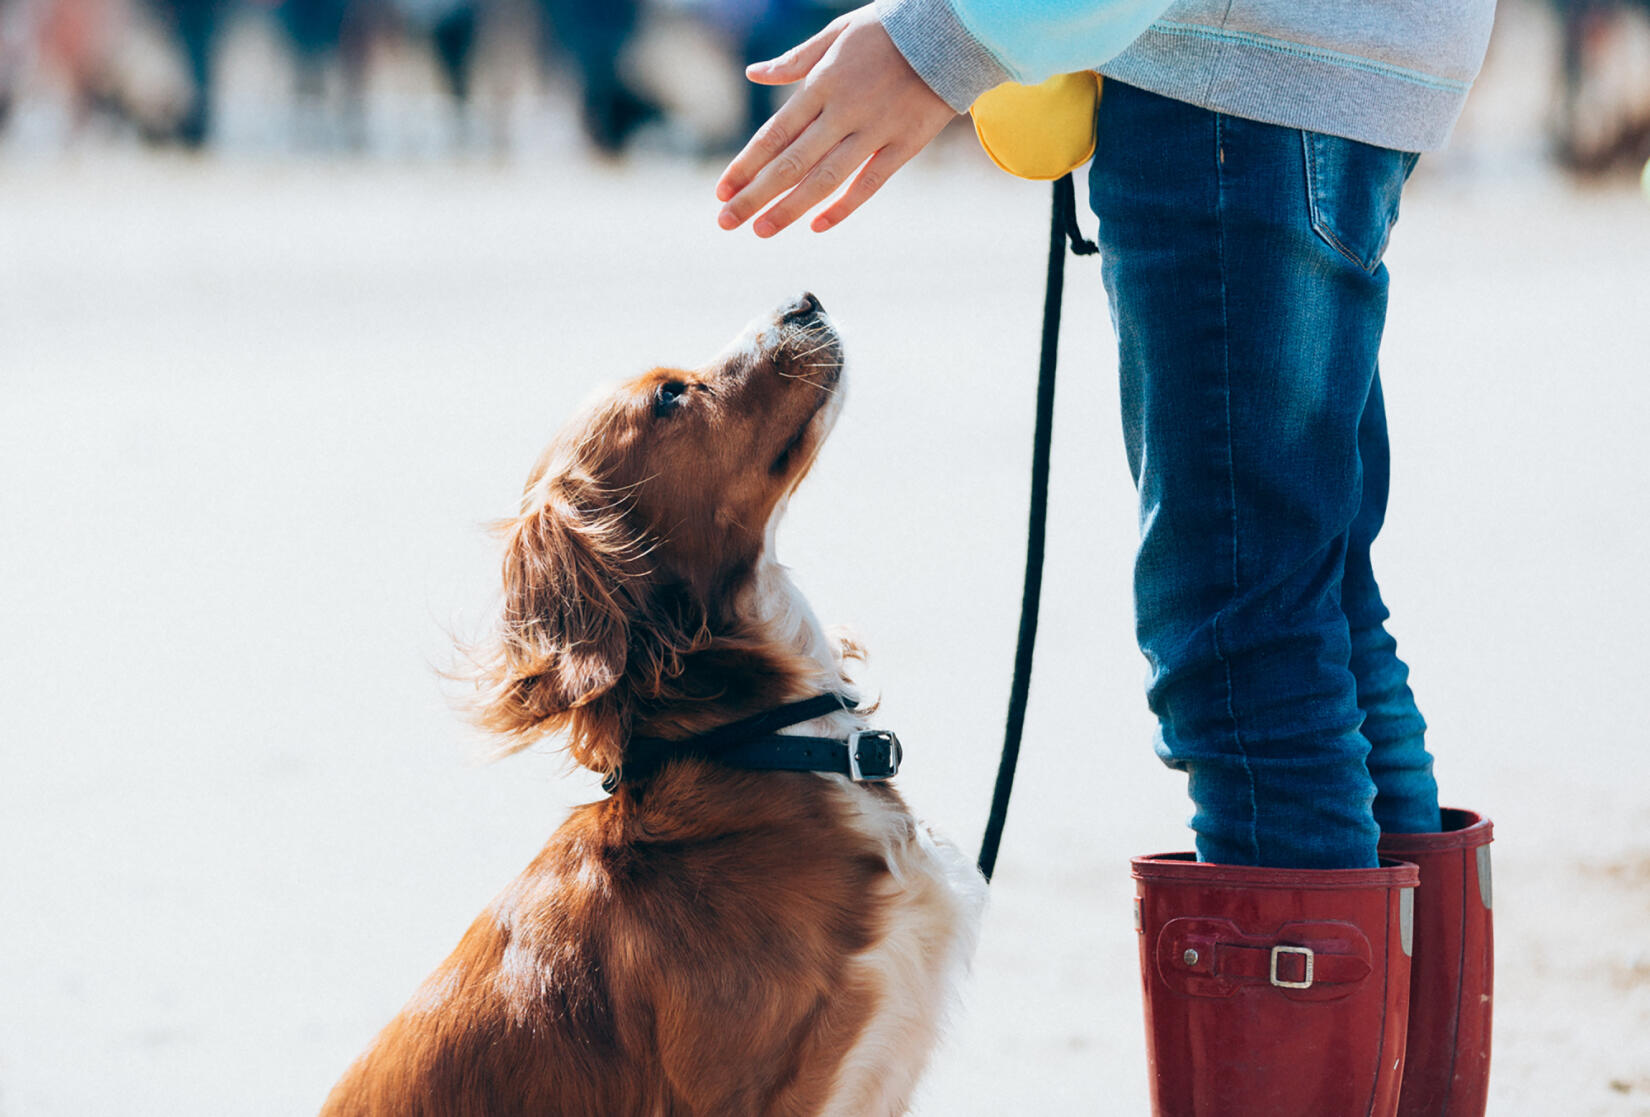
[472,293,845,775]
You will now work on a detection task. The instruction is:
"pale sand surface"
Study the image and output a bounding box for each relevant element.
[2,145,1648,1115]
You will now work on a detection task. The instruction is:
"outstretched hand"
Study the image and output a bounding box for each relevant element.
[715,6,958,236]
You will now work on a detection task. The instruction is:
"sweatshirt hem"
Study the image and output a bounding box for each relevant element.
[1097,26,1471,150]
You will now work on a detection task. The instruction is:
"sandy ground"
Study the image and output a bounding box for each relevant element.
[3,117,1649,1116]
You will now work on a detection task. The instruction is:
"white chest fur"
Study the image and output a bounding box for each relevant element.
[819,780,988,1117]
[740,542,988,1115]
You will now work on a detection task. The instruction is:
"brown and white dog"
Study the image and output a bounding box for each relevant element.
[321,293,986,1117]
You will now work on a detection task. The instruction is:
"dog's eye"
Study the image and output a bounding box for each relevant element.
[653,381,688,418]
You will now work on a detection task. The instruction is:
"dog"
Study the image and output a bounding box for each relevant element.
[320,293,986,1117]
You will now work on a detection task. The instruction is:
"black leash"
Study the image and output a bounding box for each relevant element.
[977,172,1098,884]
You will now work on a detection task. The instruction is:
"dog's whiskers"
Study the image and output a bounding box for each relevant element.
[792,338,839,361]
[780,369,834,391]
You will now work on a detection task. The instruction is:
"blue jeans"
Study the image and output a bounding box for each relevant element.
[1088,82,1442,869]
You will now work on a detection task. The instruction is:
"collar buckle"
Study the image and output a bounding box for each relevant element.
[846,730,902,782]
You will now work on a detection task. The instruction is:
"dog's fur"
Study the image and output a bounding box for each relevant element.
[321,295,986,1117]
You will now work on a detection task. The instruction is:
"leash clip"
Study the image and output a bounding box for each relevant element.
[846,730,902,782]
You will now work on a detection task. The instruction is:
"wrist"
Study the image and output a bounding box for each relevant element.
[874,0,1011,112]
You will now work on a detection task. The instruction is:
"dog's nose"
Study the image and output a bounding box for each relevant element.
[781,292,824,322]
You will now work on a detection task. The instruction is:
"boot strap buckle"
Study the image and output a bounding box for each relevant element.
[1269,945,1315,989]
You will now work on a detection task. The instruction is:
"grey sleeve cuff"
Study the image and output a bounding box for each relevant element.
[875,0,1013,113]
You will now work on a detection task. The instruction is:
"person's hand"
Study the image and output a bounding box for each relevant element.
[715,6,957,237]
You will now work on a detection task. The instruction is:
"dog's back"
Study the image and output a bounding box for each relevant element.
[324,767,974,1116]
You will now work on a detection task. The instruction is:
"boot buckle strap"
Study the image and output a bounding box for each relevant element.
[1269,945,1315,989]
[1156,918,1373,1000]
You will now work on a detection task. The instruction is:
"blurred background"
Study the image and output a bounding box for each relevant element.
[2,1,1648,1115]
[0,0,860,158]
[0,0,1645,171]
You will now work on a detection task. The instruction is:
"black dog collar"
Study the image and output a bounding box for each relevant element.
[604,693,902,793]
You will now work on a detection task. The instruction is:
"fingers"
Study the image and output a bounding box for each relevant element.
[746,134,880,237]
[715,104,827,219]
[746,16,843,85]
[809,145,911,233]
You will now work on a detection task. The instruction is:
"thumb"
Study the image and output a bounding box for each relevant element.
[746,17,846,85]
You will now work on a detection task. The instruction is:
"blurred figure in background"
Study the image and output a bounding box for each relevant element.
[31,0,133,129]
[425,0,475,110]
[2,0,224,146]
[275,0,373,149]
[1552,0,1650,174]
[536,0,657,153]
[150,0,221,146]
[395,0,482,149]
[1,0,20,129]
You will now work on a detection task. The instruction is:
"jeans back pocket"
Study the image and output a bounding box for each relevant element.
[1303,132,1419,274]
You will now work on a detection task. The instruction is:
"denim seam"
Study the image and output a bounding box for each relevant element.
[1211,111,1259,864]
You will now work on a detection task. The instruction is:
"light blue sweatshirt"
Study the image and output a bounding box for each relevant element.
[875,0,1497,151]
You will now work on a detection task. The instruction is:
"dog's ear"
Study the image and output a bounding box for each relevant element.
[472,486,638,769]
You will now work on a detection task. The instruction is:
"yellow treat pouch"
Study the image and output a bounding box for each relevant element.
[970,72,1104,181]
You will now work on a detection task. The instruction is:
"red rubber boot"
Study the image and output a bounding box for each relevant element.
[1378,809,1494,1117]
[1133,855,1420,1117]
